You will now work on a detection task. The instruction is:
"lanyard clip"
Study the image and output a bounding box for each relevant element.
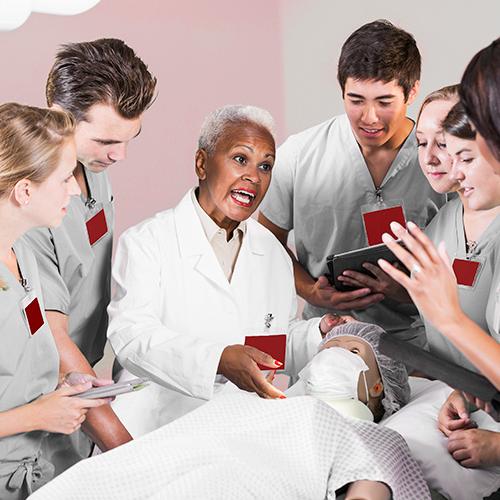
[86,197,97,210]
[375,187,383,204]
[20,278,31,293]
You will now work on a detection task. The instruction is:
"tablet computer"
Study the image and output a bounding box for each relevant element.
[71,378,150,399]
[326,241,406,291]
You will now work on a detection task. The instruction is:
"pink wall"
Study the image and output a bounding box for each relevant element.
[0,0,285,237]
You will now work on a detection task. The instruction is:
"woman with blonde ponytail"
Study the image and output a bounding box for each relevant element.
[0,103,109,499]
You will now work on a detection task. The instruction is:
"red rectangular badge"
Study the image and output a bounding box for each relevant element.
[452,258,481,287]
[25,297,44,335]
[245,334,286,370]
[363,205,406,246]
[86,209,108,246]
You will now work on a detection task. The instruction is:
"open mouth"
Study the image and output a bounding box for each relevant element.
[359,127,384,137]
[230,189,256,207]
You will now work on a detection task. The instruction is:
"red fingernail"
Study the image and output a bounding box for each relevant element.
[279,395,286,399]
[274,361,283,367]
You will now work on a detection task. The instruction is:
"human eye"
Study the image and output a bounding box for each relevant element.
[350,99,363,105]
[459,155,474,165]
[416,140,427,148]
[259,162,273,172]
[379,101,392,108]
[437,141,447,150]
[233,154,246,165]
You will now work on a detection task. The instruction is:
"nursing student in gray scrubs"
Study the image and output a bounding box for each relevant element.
[0,104,108,499]
[23,39,157,472]
[259,21,445,345]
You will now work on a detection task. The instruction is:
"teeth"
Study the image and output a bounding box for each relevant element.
[233,189,255,199]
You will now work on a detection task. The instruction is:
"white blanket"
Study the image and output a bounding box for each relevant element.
[382,377,500,500]
[31,394,429,499]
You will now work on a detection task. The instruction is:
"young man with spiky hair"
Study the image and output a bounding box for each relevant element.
[24,38,157,473]
[259,20,445,344]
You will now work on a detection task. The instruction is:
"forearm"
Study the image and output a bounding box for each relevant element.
[48,312,132,449]
[440,311,500,390]
[0,404,38,437]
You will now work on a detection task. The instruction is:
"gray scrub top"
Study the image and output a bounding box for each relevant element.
[424,197,500,371]
[23,166,114,366]
[260,114,446,342]
[0,240,59,498]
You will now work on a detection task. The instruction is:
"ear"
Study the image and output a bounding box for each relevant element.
[369,378,384,398]
[406,80,420,105]
[195,149,208,181]
[12,179,32,206]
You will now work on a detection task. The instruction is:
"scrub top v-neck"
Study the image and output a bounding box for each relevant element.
[424,197,500,371]
[23,165,114,366]
[0,240,59,498]
[260,113,446,342]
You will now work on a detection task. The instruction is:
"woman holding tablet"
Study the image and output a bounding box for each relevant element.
[0,103,109,499]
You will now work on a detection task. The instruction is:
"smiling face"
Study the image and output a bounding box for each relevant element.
[74,103,142,173]
[195,121,275,232]
[28,138,80,228]
[416,99,459,194]
[321,335,382,404]
[446,133,500,210]
[343,78,418,150]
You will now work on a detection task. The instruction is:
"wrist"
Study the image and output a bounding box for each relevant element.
[439,308,469,337]
[18,403,39,433]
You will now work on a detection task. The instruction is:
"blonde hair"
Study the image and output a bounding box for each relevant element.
[416,84,460,124]
[0,103,75,199]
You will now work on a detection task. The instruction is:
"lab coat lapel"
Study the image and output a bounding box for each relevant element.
[174,190,231,293]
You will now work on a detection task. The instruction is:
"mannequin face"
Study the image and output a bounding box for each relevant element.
[321,335,382,403]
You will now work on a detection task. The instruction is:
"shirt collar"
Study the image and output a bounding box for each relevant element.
[191,188,246,243]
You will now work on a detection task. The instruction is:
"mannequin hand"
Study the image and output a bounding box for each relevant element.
[319,313,357,336]
[307,275,384,311]
[438,390,477,436]
[218,345,286,399]
[462,392,499,421]
[30,384,109,434]
[448,428,500,467]
[338,262,412,303]
[378,221,461,327]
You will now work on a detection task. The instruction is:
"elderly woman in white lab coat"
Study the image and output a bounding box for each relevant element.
[108,105,336,437]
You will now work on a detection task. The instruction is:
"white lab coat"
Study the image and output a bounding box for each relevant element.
[108,189,322,436]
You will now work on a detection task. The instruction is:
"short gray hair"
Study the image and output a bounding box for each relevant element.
[198,104,275,154]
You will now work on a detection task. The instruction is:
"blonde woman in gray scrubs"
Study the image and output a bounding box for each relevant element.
[0,104,108,499]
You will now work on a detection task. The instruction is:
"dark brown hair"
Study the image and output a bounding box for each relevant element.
[337,19,421,101]
[459,38,500,161]
[442,102,476,141]
[46,38,157,122]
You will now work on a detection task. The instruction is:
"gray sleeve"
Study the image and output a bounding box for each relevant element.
[259,137,298,231]
[22,228,70,314]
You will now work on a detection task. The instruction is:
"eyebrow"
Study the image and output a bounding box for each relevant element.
[232,144,275,158]
[346,92,396,100]
[456,148,473,155]
[92,126,142,144]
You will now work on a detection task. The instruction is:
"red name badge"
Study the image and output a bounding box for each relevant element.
[245,334,286,370]
[86,209,108,246]
[362,205,406,246]
[24,297,44,335]
[452,258,481,287]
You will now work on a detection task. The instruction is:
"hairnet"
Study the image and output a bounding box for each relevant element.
[319,321,410,416]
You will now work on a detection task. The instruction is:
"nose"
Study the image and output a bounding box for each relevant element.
[68,176,81,196]
[424,144,440,167]
[108,143,127,162]
[361,104,378,125]
[242,164,261,184]
[450,156,465,182]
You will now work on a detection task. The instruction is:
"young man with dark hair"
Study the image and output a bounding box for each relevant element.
[259,20,445,344]
[23,38,157,473]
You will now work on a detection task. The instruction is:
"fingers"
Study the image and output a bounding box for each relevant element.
[338,270,377,289]
[314,275,334,291]
[73,397,111,409]
[57,382,93,396]
[246,346,282,369]
[266,370,276,384]
[319,313,345,334]
[381,232,421,275]
[92,378,114,387]
[253,372,286,399]
[377,258,413,291]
